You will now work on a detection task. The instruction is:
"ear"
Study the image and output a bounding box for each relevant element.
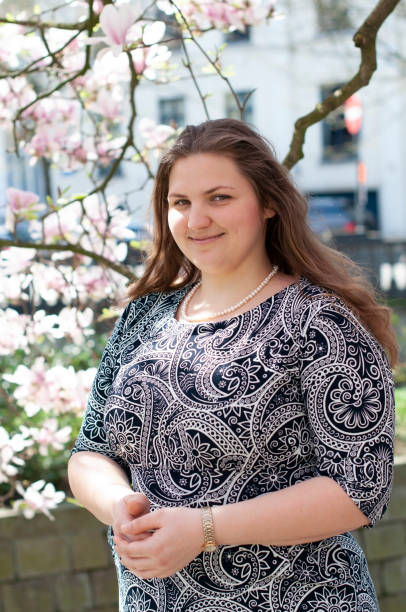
[264,207,276,220]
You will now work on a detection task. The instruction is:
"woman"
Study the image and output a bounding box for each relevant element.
[68,118,396,611]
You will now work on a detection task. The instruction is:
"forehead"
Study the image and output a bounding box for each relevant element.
[168,153,245,190]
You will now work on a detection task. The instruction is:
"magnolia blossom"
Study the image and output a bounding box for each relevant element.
[5,187,45,232]
[138,117,176,150]
[72,265,112,301]
[0,309,30,354]
[157,0,274,31]
[0,77,35,124]
[89,87,123,121]
[132,44,172,79]
[82,194,134,241]
[25,310,59,344]
[14,480,65,520]
[0,23,46,71]
[0,274,30,306]
[86,3,139,56]
[0,247,36,276]
[3,358,97,417]
[4,357,50,417]
[31,263,74,305]
[35,203,82,244]
[0,427,32,484]
[24,419,72,456]
[51,307,94,345]
[22,96,80,165]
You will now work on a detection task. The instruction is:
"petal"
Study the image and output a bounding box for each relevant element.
[143,21,166,45]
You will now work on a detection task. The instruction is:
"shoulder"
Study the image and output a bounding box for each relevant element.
[295,278,392,370]
[118,286,189,331]
[291,277,361,329]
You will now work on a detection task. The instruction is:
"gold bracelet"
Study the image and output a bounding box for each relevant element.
[201,506,217,552]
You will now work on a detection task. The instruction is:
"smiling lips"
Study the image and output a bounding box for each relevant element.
[189,233,225,244]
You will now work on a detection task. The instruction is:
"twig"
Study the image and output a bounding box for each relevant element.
[180,35,210,120]
[282,0,402,169]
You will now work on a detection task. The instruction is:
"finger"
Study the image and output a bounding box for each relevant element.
[122,512,159,536]
[113,534,157,559]
[124,494,150,516]
[115,530,151,544]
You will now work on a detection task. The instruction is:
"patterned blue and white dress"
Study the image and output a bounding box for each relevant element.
[72,278,394,611]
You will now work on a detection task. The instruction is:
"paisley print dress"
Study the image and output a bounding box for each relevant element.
[72,278,394,612]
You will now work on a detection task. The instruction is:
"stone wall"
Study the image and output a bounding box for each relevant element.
[1,458,405,612]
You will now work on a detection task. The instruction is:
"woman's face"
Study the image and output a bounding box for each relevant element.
[167,153,275,279]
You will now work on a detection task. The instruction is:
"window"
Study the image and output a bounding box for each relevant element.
[314,0,351,32]
[225,26,251,44]
[225,90,254,125]
[321,85,358,162]
[159,97,185,127]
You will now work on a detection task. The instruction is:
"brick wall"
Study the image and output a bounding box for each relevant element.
[1,458,405,612]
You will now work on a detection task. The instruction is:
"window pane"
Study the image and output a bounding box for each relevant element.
[225,27,251,43]
[159,97,185,127]
[225,90,254,124]
[314,0,351,32]
[321,85,358,162]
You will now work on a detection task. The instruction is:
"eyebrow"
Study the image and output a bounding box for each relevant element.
[168,185,236,198]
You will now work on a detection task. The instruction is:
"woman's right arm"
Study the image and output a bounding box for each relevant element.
[68,299,150,530]
[68,451,133,525]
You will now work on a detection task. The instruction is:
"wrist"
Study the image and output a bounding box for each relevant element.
[200,506,217,552]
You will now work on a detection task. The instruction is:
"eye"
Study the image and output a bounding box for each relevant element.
[171,199,189,207]
[212,194,230,202]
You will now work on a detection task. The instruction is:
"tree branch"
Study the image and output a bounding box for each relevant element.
[282,0,402,169]
[0,238,137,281]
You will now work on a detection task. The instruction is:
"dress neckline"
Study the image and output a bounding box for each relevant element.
[170,277,303,328]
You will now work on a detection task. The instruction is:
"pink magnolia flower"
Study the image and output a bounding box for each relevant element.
[5,187,44,232]
[14,480,65,520]
[86,3,139,57]
[0,309,30,355]
[31,263,74,306]
[72,265,113,301]
[138,117,176,149]
[0,247,36,275]
[132,44,171,78]
[89,87,123,121]
[0,427,32,484]
[28,419,72,456]
[26,312,58,344]
[52,307,94,345]
[0,274,30,306]
[4,358,50,417]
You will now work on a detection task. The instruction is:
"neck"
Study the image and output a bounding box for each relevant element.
[186,261,276,321]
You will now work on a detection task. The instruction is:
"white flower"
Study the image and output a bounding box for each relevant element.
[0,427,32,484]
[14,480,65,520]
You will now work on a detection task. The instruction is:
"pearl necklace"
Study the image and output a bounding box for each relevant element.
[180,265,279,323]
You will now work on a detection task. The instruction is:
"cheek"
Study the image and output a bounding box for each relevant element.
[167,210,185,241]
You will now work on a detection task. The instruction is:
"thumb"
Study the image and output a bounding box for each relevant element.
[124,493,150,517]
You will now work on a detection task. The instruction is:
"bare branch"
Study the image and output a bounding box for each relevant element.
[181,35,210,120]
[0,16,94,31]
[0,238,137,281]
[169,0,242,110]
[282,0,402,169]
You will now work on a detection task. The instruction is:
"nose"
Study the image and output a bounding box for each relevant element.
[187,202,210,231]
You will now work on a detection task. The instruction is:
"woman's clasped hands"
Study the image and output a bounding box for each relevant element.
[112,493,204,579]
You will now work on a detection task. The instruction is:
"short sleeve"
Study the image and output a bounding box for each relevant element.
[70,300,134,466]
[299,296,395,527]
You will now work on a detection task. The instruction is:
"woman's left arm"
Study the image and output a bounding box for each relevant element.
[113,475,368,579]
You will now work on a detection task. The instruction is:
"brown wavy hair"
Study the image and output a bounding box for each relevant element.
[127,118,398,366]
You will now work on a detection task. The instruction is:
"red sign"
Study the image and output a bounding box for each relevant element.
[344,94,362,135]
